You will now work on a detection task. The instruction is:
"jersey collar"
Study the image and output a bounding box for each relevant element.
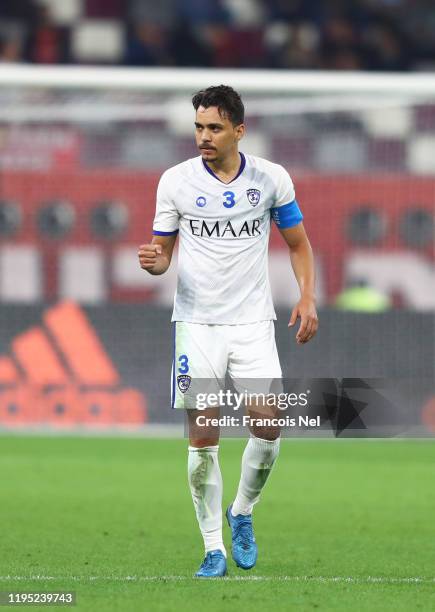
[202,152,246,184]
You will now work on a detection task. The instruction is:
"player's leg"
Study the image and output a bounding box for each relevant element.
[233,400,281,518]
[226,321,282,569]
[172,322,228,577]
[229,320,282,517]
[187,407,226,577]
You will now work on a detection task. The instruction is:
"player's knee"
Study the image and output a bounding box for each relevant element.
[188,417,219,446]
[250,425,280,441]
[189,436,220,447]
[187,408,220,446]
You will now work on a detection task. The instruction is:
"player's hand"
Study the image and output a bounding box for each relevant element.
[288,297,318,344]
[138,243,163,270]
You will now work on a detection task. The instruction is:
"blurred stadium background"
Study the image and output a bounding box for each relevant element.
[2,0,435,70]
[0,0,433,433]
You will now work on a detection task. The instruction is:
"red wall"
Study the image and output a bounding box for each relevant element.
[2,170,434,299]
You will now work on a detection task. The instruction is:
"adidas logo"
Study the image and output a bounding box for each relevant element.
[0,301,147,428]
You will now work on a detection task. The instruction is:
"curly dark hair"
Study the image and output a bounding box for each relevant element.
[192,85,244,126]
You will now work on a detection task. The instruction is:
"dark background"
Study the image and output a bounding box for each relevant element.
[1,305,433,426]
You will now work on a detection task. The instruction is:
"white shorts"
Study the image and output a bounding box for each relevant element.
[171,320,282,409]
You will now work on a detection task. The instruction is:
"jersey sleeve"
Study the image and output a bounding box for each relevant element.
[270,165,303,229]
[152,170,180,236]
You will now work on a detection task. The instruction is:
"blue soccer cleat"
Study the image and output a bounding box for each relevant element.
[194,549,227,578]
[226,504,258,570]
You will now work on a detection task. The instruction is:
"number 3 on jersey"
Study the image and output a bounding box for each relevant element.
[178,354,189,374]
[223,191,236,208]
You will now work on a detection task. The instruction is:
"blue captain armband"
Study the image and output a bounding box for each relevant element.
[271,200,303,229]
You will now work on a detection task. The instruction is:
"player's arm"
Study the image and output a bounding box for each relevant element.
[140,168,179,275]
[138,233,177,275]
[279,223,318,344]
[271,164,318,344]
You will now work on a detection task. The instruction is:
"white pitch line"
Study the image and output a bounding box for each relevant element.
[0,575,434,584]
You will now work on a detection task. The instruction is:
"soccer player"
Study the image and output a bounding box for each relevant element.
[138,85,318,577]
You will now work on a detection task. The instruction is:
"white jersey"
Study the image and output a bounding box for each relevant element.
[152,153,303,324]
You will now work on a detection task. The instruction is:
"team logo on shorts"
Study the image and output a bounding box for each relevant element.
[246,189,261,207]
[177,374,192,393]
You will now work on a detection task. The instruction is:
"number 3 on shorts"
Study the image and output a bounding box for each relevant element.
[178,354,189,374]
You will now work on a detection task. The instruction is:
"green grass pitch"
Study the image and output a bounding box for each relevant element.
[1,435,435,611]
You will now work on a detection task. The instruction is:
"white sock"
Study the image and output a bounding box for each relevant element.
[232,436,280,516]
[188,445,226,556]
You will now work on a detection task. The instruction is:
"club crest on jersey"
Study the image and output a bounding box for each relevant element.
[196,196,206,208]
[246,188,261,207]
[177,374,192,393]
